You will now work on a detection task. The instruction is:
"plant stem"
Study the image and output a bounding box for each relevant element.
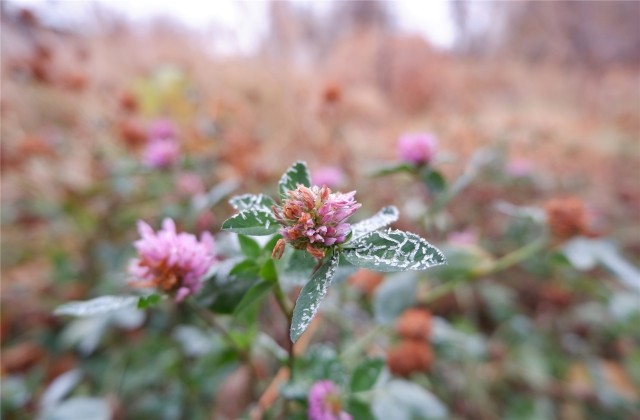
[186,301,250,363]
[425,236,548,304]
[340,324,388,362]
[476,236,547,277]
[272,280,296,380]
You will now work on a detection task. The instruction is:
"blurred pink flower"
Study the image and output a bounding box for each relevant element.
[176,172,205,196]
[308,380,351,420]
[506,158,534,178]
[148,118,177,140]
[312,166,346,189]
[142,138,180,169]
[447,229,478,247]
[272,185,361,259]
[397,132,438,165]
[128,218,216,302]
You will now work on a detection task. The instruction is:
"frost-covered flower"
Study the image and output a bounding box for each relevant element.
[128,218,215,302]
[308,380,352,420]
[142,138,180,168]
[312,166,346,189]
[272,185,361,259]
[397,133,437,166]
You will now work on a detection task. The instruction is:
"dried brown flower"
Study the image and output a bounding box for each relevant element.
[387,340,433,377]
[395,308,432,341]
[117,119,147,148]
[545,197,597,240]
[347,269,384,296]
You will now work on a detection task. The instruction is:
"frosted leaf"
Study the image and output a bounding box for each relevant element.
[372,380,448,420]
[344,229,446,272]
[192,179,240,213]
[221,208,279,236]
[290,252,340,342]
[228,193,276,212]
[54,296,138,317]
[40,369,82,410]
[349,206,399,241]
[39,397,111,420]
[278,161,310,199]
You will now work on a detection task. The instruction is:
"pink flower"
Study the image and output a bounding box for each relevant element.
[176,172,205,196]
[148,118,177,140]
[272,185,361,259]
[308,380,352,420]
[506,158,534,178]
[312,167,346,189]
[142,138,180,168]
[447,229,478,247]
[128,218,216,302]
[397,133,438,166]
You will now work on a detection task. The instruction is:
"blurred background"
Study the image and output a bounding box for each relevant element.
[1,1,639,419]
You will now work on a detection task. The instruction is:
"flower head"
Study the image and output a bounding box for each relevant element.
[128,218,215,302]
[148,118,177,140]
[397,133,437,166]
[506,158,534,178]
[308,380,352,420]
[142,138,180,169]
[176,172,205,196]
[272,185,361,259]
[387,340,434,377]
[544,197,600,241]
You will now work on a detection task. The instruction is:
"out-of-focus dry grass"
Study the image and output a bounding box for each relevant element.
[1,5,639,415]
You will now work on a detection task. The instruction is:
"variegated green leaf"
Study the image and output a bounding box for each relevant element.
[229,193,276,212]
[290,252,340,342]
[350,206,399,241]
[344,229,446,272]
[221,208,278,236]
[54,296,139,317]
[278,161,310,199]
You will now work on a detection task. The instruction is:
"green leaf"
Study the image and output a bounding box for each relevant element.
[373,272,418,325]
[372,380,448,420]
[290,252,340,342]
[284,249,317,279]
[137,294,161,309]
[421,168,446,194]
[278,161,310,199]
[350,358,385,392]
[238,235,262,259]
[221,208,278,236]
[371,162,416,177]
[350,206,399,241]
[347,398,375,420]
[208,279,258,314]
[41,397,112,420]
[229,260,260,278]
[259,259,278,284]
[228,193,276,212]
[54,296,139,317]
[192,179,240,214]
[344,229,446,272]
[233,281,274,315]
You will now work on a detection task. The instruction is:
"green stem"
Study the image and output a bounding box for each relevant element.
[341,325,388,362]
[186,301,250,363]
[425,236,548,304]
[272,280,296,380]
[476,236,548,277]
